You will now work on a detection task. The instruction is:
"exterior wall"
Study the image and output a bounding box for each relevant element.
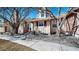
[4,22,25,34]
[62,20,67,32]
[68,16,75,31]
[50,19,57,34]
[0,27,5,32]
[61,12,79,37]
[75,13,79,35]
[18,22,24,34]
[23,22,33,33]
[4,22,12,32]
[62,16,75,32]
[29,23,33,31]
[33,20,50,34]
[45,21,50,34]
[33,22,38,32]
[1,19,55,35]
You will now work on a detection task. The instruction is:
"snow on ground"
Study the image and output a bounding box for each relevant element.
[0,34,79,51]
[0,34,26,40]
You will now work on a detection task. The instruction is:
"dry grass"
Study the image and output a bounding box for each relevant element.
[0,39,35,51]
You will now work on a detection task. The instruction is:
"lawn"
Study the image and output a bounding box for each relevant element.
[0,39,35,51]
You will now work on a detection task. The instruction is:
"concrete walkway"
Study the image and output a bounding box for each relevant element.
[11,40,79,51]
[0,35,79,51]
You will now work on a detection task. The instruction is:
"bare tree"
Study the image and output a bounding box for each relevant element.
[0,7,32,34]
[46,7,74,36]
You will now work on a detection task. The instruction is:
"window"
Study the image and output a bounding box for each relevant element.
[38,21,44,26]
[41,11,44,17]
[52,24,57,27]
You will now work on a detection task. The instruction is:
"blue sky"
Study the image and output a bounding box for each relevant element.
[50,7,69,16]
[28,7,69,19]
[0,7,70,20]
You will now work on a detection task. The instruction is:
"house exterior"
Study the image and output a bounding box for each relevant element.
[23,18,57,35]
[0,7,57,35]
[0,18,12,33]
[61,8,79,36]
[1,7,79,36]
[21,7,57,35]
[4,18,57,35]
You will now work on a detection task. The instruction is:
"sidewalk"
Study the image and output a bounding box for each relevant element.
[12,40,79,51]
[0,35,79,51]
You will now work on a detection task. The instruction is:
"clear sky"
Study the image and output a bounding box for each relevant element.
[0,7,70,20]
[28,7,69,19]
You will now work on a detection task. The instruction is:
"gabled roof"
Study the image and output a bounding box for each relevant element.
[24,17,54,23]
[66,8,79,19]
[66,12,76,19]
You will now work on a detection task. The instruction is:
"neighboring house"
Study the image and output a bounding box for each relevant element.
[61,8,79,36]
[4,21,13,33]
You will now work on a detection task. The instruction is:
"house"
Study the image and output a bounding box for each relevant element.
[21,7,57,35]
[23,18,57,35]
[2,7,79,36]
[0,7,57,35]
[61,8,79,36]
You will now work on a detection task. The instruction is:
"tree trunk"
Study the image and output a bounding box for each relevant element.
[12,25,19,34]
[56,20,60,37]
